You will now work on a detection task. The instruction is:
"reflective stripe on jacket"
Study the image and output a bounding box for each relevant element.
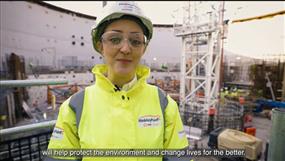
[46,64,189,161]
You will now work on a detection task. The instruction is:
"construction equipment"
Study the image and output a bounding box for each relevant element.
[231,10,285,24]
[208,127,263,161]
[254,99,285,113]
[265,72,276,101]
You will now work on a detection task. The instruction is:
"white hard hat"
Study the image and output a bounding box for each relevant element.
[91,1,153,53]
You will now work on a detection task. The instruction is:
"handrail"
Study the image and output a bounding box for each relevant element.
[0,120,56,136]
[0,79,68,88]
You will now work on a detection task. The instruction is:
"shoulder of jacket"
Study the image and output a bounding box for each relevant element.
[69,89,85,112]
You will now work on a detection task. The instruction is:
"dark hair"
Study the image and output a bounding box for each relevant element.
[98,15,149,40]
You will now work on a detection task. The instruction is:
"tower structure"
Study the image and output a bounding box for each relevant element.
[174,2,225,122]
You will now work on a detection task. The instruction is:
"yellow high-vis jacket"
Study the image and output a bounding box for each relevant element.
[45,64,189,161]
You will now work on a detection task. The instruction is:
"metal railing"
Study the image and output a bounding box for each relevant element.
[0,120,56,161]
[183,99,244,134]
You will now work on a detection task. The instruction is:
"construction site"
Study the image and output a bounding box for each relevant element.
[0,1,284,161]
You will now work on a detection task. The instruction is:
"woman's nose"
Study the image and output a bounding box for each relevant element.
[119,39,131,54]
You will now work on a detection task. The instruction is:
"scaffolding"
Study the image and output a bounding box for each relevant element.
[174,2,225,122]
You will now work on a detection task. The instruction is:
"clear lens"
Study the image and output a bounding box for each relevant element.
[101,31,146,49]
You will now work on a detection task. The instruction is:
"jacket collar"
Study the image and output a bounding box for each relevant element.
[121,74,137,91]
[91,64,150,93]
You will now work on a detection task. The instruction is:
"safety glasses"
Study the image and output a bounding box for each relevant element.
[101,31,147,49]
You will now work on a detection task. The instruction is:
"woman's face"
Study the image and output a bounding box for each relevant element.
[99,19,146,77]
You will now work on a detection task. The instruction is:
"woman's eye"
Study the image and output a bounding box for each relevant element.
[131,39,142,46]
[109,37,121,44]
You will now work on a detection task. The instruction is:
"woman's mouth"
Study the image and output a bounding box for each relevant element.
[117,59,132,63]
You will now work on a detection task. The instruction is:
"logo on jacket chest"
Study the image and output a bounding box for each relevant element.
[138,115,161,127]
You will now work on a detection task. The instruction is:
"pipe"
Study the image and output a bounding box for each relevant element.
[0,79,68,88]
[0,120,56,136]
[268,108,285,161]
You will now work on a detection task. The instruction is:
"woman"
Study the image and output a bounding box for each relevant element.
[45,2,189,161]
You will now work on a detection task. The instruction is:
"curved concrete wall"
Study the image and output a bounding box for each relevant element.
[0,1,182,73]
